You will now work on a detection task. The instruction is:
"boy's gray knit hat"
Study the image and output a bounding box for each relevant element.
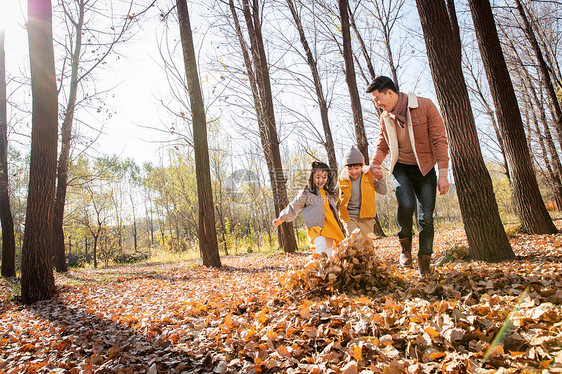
[343,146,365,166]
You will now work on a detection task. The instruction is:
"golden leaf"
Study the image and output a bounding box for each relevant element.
[426,327,439,337]
[349,344,362,361]
[429,351,446,359]
[508,350,525,357]
[224,313,233,328]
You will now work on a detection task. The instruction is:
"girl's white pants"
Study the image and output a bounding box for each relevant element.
[313,236,334,256]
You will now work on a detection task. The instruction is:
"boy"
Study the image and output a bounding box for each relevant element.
[338,146,387,246]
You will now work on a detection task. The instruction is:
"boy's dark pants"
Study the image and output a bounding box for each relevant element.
[392,163,437,257]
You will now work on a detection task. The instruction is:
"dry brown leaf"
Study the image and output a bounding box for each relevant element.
[2,224,562,373]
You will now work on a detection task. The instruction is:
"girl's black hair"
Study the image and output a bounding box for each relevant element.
[307,161,335,195]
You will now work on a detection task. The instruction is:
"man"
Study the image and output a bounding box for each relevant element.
[367,76,449,278]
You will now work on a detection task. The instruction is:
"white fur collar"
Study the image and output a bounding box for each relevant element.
[340,165,370,181]
[407,92,419,109]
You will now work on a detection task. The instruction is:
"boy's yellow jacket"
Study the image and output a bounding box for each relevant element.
[338,166,387,222]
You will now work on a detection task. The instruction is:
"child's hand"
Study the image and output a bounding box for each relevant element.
[273,219,283,227]
[370,163,383,180]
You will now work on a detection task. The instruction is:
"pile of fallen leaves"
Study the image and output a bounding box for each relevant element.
[1,223,562,373]
[283,233,406,295]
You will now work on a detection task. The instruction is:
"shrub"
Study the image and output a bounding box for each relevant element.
[114,251,149,264]
[67,252,87,268]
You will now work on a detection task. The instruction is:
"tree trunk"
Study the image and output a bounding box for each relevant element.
[540,115,562,210]
[53,0,85,273]
[247,0,298,253]
[465,61,510,179]
[515,59,562,211]
[147,196,154,246]
[233,0,297,252]
[530,97,562,209]
[338,0,368,162]
[415,0,514,261]
[84,238,88,262]
[535,24,562,90]
[133,219,138,252]
[93,232,98,269]
[177,0,221,267]
[287,0,337,178]
[380,22,399,90]
[347,5,376,81]
[468,0,557,234]
[113,196,123,255]
[128,192,138,252]
[214,179,229,255]
[0,30,16,278]
[514,0,562,146]
[21,0,58,303]
[338,0,385,236]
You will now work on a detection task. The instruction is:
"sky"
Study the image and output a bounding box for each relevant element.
[1,0,383,170]
[1,0,501,175]
[97,15,172,165]
[1,0,178,166]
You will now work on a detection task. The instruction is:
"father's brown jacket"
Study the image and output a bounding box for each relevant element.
[371,92,449,177]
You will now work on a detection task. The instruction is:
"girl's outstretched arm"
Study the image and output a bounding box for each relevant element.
[275,188,307,224]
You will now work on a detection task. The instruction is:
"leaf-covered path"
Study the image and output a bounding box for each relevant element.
[1,224,562,373]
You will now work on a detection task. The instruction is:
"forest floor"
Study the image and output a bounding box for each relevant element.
[1,221,562,374]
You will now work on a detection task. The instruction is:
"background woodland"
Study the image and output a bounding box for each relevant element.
[0,0,561,303]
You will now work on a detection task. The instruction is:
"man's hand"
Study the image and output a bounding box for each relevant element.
[369,163,383,180]
[273,219,283,228]
[438,176,449,195]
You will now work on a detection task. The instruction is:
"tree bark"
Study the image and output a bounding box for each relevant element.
[539,106,562,210]
[338,0,385,236]
[512,54,562,211]
[286,0,337,178]
[21,0,58,303]
[247,0,298,252]
[177,0,221,267]
[513,45,562,210]
[347,5,376,81]
[131,195,138,252]
[464,60,510,180]
[93,232,99,269]
[514,0,562,147]
[338,0,369,162]
[232,0,297,252]
[415,0,514,261]
[0,30,16,278]
[52,0,85,273]
[528,95,562,209]
[468,0,557,234]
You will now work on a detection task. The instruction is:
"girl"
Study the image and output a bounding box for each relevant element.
[273,161,345,256]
